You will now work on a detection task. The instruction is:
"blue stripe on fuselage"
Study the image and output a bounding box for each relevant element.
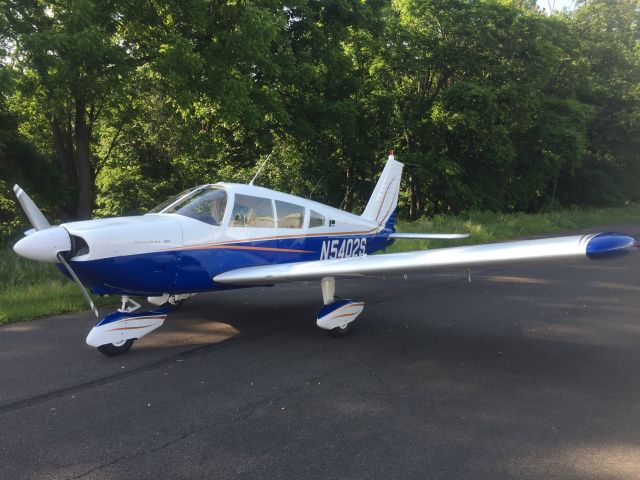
[65,233,393,296]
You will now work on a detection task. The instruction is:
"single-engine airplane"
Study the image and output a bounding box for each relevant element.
[12,152,638,356]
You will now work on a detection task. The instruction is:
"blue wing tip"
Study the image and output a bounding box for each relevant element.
[586,232,638,260]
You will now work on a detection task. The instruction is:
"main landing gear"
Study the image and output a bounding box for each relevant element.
[86,282,357,356]
[316,277,365,337]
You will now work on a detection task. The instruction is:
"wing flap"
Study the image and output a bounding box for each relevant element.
[214,233,635,286]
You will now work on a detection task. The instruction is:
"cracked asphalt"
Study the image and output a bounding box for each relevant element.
[2,225,640,479]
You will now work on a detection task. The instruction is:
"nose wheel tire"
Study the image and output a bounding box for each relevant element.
[327,323,352,337]
[97,338,135,356]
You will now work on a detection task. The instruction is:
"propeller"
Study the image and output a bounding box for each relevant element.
[13,185,50,231]
[13,185,99,318]
[56,252,99,318]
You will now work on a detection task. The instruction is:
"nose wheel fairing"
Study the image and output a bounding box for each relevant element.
[86,306,170,349]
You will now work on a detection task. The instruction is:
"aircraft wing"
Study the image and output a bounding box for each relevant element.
[213,233,637,285]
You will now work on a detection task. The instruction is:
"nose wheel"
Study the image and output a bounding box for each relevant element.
[97,338,135,356]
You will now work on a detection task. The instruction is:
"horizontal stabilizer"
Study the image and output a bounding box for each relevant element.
[389,233,469,240]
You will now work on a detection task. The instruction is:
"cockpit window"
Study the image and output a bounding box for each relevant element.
[230,194,275,228]
[152,186,227,226]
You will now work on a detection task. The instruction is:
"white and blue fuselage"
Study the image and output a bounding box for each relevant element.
[58,183,395,297]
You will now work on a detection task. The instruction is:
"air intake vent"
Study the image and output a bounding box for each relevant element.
[70,235,90,257]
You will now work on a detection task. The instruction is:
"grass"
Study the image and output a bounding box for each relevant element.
[0,250,114,325]
[1,205,639,325]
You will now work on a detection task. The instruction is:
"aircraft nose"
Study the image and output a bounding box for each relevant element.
[13,226,72,263]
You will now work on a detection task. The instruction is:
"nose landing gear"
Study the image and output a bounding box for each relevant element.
[86,296,169,356]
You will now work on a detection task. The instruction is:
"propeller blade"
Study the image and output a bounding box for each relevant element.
[56,252,99,318]
[13,185,50,231]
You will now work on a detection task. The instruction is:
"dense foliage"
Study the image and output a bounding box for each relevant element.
[1,0,638,233]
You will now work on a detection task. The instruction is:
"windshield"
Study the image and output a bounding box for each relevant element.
[147,187,200,214]
[150,186,227,226]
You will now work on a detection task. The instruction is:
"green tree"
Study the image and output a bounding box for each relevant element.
[3,0,140,218]
[562,0,640,206]
[2,0,639,226]
[94,0,300,215]
[0,11,60,237]
[372,0,591,216]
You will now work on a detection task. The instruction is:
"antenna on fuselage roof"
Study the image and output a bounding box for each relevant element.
[248,153,272,186]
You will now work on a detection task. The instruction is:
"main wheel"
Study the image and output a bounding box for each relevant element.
[327,323,352,338]
[97,338,135,356]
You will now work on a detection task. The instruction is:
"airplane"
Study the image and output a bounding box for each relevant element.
[12,151,639,356]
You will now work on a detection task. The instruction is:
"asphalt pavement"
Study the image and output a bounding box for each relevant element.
[2,225,640,479]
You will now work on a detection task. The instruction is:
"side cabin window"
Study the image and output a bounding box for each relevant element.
[309,210,325,228]
[230,194,275,228]
[275,201,305,229]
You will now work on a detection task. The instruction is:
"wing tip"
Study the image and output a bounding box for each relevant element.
[586,232,637,259]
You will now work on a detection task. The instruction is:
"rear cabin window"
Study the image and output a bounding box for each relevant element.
[230,194,275,228]
[309,210,325,228]
[275,201,305,228]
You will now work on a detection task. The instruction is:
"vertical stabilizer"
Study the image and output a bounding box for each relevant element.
[361,151,403,229]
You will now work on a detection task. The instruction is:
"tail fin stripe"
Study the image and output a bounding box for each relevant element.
[378,179,400,225]
[374,176,398,223]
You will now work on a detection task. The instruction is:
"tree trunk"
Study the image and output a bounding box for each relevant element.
[49,115,77,185]
[409,174,422,220]
[404,130,423,220]
[74,99,93,219]
[344,164,354,212]
[409,175,416,220]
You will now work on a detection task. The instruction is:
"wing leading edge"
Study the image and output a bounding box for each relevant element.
[213,232,637,286]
